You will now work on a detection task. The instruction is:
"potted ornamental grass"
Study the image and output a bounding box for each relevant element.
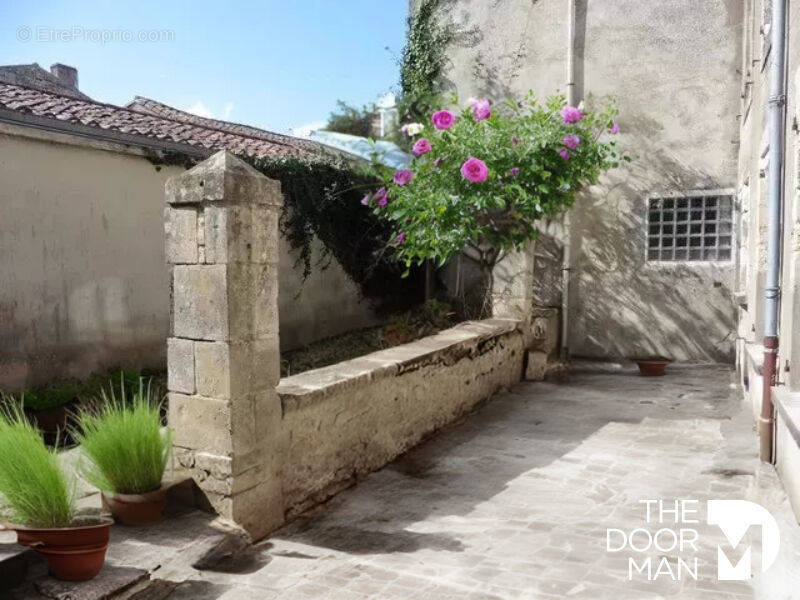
[0,401,111,581]
[365,93,624,314]
[73,378,172,526]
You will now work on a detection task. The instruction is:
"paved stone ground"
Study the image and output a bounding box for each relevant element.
[11,364,800,599]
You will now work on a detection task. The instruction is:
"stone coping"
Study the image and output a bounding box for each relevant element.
[775,385,800,447]
[277,318,522,413]
[744,341,765,375]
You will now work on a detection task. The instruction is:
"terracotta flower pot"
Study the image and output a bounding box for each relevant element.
[12,517,112,581]
[632,357,672,377]
[101,486,167,526]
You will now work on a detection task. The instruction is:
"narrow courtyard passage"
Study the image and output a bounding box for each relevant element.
[15,365,800,599]
[244,365,800,599]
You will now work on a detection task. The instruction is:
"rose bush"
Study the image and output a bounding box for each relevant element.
[363,92,624,305]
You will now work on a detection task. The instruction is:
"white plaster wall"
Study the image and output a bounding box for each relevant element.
[438,0,741,361]
[0,132,380,389]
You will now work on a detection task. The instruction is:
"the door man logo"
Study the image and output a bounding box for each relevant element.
[606,499,780,581]
[708,500,780,580]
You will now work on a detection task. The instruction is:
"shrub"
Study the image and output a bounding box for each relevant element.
[5,367,157,413]
[326,100,377,138]
[73,378,171,495]
[365,93,624,312]
[0,400,75,527]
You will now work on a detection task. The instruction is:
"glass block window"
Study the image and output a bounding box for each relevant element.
[647,195,733,262]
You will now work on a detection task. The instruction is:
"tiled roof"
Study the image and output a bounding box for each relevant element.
[126,96,319,152]
[0,83,327,160]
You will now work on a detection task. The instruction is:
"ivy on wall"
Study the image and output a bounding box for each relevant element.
[398,0,453,125]
[148,150,422,307]
[250,156,424,308]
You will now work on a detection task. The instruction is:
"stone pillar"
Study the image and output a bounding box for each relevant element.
[492,243,536,323]
[492,242,562,381]
[165,150,284,539]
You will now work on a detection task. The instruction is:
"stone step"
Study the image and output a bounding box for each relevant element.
[0,538,31,593]
[33,566,148,600]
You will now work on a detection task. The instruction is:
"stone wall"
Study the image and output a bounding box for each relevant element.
[0,127,380,390]
[277,318,525,520]
[165,151,531,538]
[278,319,524,516]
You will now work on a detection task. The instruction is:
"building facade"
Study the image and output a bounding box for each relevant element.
[434,0,743,362]
[427,0,800,518]
[0,68,381,389]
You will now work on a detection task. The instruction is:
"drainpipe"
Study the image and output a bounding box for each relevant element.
[759,0,787,463]
[560,0,577,360]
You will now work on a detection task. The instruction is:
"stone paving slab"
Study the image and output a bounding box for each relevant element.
[8,365,800,599]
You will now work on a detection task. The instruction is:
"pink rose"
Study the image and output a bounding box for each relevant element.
[396,232,406,244]
[393,170,415,186]
[412,138,432,156]
[558,149,570,160]
[562,134,580,150]
[360,194,370,206]
[373,187,388,206]
[433,157,444,167]
[508,167,520,177]
[471,98,491,121]
[460,157,489,183]
[431,110,456,130]
[561,106,583,124]
[611,122,620,134]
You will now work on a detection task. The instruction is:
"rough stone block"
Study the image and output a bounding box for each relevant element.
[164,207,198,264]
[169,393,233,456]
[530,308,560,357]
[194,341,231,399]
[193,340,280,400]
[227,263,279,340]
[165,151,283,207]
[191,452,267,496]
[525,350,548,381]
[167,337,195,394]
[218,478,284,541]
[204,205,280,264]
[34,566,148,600]
[169,393,259,457]
[173,265,229,340]
[230,339,281,393]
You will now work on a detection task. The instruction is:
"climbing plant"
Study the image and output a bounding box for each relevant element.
[397,0,453,129]
[249,155,424,307]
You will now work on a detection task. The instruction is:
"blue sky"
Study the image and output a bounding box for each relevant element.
[0,1,407,133]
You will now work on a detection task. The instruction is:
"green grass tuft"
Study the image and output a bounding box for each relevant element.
[0,399,75,527]
[73,377,171,495]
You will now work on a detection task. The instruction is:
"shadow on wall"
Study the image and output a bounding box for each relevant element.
[570,118,736,362]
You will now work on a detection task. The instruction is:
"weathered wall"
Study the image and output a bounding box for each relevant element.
[276,319,525,520]
[0,130,379,389]
[737,0,800,395]
[165,151,532,539]
[437,0,741,361]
